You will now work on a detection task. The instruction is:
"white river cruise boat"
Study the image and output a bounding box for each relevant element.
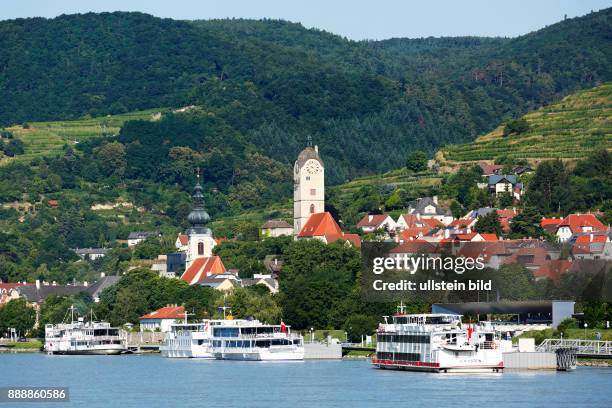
[160,320,215,358]
[373,312,512,372]
[211,318,304,361]
[44,306,127,355]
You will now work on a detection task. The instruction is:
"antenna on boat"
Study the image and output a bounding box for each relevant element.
[397,301,406,315]
[218,294,232,320]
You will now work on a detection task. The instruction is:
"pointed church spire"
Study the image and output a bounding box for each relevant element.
[187,167,210,233]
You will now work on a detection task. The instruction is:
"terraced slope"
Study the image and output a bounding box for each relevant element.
[439,83,612,164]
[1,108,165,164]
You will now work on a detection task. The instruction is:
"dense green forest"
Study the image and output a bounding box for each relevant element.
[1,9,611,183]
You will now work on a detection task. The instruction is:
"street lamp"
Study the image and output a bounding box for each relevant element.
[584,323,588,340]
[310,327,314,343]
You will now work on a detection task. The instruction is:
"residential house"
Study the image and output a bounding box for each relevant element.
[128,231,158,247]
[405,196,453,225]
[175,234,189,251]
[487,175,523,200]
[555,213,608,243]
[260,220,294,238]
[571,233,611,260]
[197,272,241,291]
[241,274,279,294]
[139,305,185,332]
[180,256,227,286]
[357,214,396,234]
[73,247,109,261]
[541,217,563,234]
[478,163,503,176]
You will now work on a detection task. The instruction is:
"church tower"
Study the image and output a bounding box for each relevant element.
[185,171,216,269]
[293,137,324,236]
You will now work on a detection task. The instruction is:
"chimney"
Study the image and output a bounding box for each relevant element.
[590,234,593,242]
[314,145,318,153]
[467,227,472,234]
[417,213,421,220]
[444,229,450,239]
[101,272,105,278]
[35,280,40,290]
[52,281,57,286]
[433,196,438,205]
[83,281,88,287]
[274,258,278,266]
[368,215,373,222]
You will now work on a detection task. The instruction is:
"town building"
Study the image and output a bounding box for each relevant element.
[139,305,185,332]
[404,196,453,225]
[127,231,158,247]
[183,174,217,270]
[357,214,396,234]
[260,220,294,238]
[487,175,523,200]
[73,247,109,261]
[554,213,608,242]
[297,212,361,247]
[293,137,325,236]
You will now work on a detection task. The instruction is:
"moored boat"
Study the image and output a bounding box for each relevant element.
[44,305,127,355]
[372,311,512,373]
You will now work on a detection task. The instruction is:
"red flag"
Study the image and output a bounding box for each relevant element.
[281,320,287,335]
[467,318,473,340]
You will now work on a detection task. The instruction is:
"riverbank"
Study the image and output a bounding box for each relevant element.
[0,339,42,352]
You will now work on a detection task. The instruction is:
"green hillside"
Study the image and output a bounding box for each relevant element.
[1,109,164,164]
[1,10,611,183]
[439,83,612,164]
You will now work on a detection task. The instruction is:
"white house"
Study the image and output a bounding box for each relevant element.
[139,305,185,332]
[356,214,396,233]
[127,231,157,247]
[260,220,294,238]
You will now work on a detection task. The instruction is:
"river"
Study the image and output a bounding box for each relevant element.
[0,353,610,407]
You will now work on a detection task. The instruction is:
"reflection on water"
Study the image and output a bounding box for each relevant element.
[0,353,610,408]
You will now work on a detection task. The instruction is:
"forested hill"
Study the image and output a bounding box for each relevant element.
[0,9,611,183]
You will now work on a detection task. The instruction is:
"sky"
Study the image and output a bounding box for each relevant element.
[1,0,610,40]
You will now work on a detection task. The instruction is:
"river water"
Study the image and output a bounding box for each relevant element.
[0,353,610,407]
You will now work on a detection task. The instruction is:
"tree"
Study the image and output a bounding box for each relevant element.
[510,206,544,238]
[525,160,574,215]
[344,314,377,342]
[503,118,529,136]
[474,211,503,236]
[3,139,25,157]
[406,151,428,172]
[0,298,36,336]
[94,142,127,177]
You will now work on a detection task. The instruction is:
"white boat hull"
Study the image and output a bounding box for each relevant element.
[215,346,304,361]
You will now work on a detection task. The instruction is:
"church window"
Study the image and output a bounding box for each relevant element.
[310,204,315,214]
[306,176,310,181]
[310,189,316,196]
[198,242,204,256]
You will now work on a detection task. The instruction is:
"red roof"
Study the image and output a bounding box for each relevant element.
[399,227,431,241]
[534,260,573,282]
[140,306,185,320]
[575,235,608,244]
[449,217,475,228]
[479,233,499,241]
[558,214,606,233]
[357,214,390,228]
[177,234,188,246]
[298,212,343,238]
[390,240,436,254]
[0,283,33,292]
[335,233,362,248]
[454,233,479,241]
[541,218,562,226]
[47,199,59,207]
[181,256,227,285]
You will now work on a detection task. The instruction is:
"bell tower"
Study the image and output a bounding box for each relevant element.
[185,168,216,269]
[293,136,324,236]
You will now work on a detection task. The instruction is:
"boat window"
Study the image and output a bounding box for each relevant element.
[213,327,239,337]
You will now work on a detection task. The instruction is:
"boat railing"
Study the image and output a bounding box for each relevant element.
[479,341,498,350]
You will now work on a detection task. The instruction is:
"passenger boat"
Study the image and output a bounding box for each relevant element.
[160,320,214,358]
[44,305,127,355]
[372,310,512,372]
[211,317,304,361]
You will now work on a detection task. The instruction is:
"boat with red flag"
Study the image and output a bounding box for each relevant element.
[372,308,511,372]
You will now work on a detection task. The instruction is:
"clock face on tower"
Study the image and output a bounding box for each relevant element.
[305,160,321,175]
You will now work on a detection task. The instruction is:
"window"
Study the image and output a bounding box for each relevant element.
[310,204,315,214]
[310,188,316,196]
[306,176,310,181]
[198,242,204,255]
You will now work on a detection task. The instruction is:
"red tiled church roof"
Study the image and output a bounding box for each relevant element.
[298,212,361,247]
[180,256,227,285]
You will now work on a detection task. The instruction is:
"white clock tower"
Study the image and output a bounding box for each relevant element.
[293,137,325,236]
